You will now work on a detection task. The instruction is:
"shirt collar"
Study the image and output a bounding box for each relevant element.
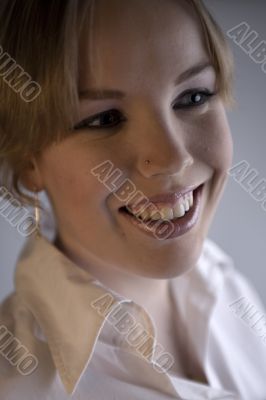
[14,234,156,394]
[14,234,230,394]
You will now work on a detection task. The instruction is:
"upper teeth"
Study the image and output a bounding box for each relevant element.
[127,191,193,222]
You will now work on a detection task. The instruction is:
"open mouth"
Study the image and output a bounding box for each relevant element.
[118,183,204,240]
[119,184,203,223]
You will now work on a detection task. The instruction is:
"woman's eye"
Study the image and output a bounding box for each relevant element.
[173,89,216,110]
[74,109,125,130]
[73,90,216,131]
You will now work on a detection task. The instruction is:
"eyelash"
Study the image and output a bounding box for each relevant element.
[73,89,217,131]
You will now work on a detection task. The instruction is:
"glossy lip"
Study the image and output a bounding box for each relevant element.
[119,184,204,240]
[124,183,201,212]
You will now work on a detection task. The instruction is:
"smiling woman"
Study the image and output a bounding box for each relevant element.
[0,1,266,400]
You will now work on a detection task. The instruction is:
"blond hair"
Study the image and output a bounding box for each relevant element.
[0,0,234,208]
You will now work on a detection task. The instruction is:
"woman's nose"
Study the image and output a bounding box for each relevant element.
[134,114,194,178]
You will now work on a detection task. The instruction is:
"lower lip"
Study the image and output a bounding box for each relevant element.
[119,184,204,240]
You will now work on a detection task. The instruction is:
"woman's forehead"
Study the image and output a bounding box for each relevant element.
[78,0,208,92]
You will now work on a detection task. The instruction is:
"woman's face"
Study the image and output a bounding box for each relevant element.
[32,0,233,278]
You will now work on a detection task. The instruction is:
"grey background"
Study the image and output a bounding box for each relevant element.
[0,0,266,304]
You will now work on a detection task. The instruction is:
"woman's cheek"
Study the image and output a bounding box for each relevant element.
[188,104,233,173]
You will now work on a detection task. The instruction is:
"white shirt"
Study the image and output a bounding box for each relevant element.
[0,234,266,400]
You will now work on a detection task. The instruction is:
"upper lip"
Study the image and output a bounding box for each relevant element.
[124,183,202,210]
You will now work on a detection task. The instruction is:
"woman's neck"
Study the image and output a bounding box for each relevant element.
[53,232,170,314]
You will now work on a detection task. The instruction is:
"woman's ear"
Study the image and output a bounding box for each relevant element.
[19,156,45,192]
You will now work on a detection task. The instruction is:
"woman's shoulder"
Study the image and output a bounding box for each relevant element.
[190,237,266,327]
[200,237,235,273]
[202,237,265,309]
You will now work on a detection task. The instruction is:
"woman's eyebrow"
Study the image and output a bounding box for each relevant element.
[175,61,214,85]
[78,61,214,101]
